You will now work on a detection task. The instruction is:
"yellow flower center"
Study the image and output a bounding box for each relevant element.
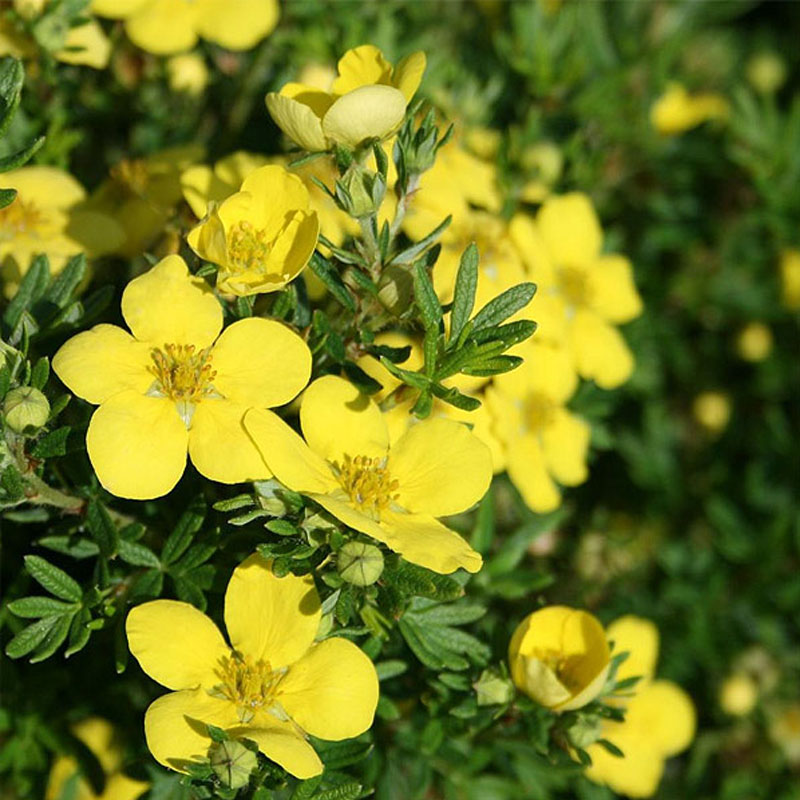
[148,344,217,413]
[211,653,286,724]
[0,197,46,241]
[228,221,272,273]
[110,158,149,197]
[559,266,591,307]
[333,454,399,515]
[526,392,556,433]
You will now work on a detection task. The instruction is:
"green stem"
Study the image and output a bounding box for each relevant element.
[24,473,84,512]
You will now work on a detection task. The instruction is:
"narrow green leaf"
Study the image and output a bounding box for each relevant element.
[309,252,357,311]
[41,254,88,310]
[413,262,442,328]
[65,607,92,658]
[29,613,72,663]
[23,555,82,602]
[85,500,118,558]
[471,282,537,330]
[117,539,161,568]
[3,254,50,332]
[7,596,79,618]
[0,136,45,172]
[161,496,205,565]
[5,617,57,659]
[450,243,479,344]
[391,215,452,265]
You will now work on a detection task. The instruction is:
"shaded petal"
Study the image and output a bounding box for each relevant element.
[91,0,150,17]
[508,213,556,285]
[187,206,228,266]
[392,51,426,101]
[144,689,238,772]
[238,164,311,236]
[626,680,696,757]
[606,616,660,684]
[231,719,322,779]
[57,20,111,69]
[5,165,85,210]
[210,318,311,408]
[121,255,223,348]
[181,164,232,219]
[569,309,635,389]
[332,45,393,94]
[189,400,271,484]
[243,409,338,494]
[224,554,321,668]
[586,254,643,324]
[253,210,319,291]
[87,392,188,500]
[494,339,577,404]
[53,324,153,405]
[585,731,664,799]
[66,209,126,256]
[279,637,378,740]
[322,86,406,150]
[536,193,602,267]
[540,408,590,487]
[103,774,150,800]
[506,434,561,513]
[390,417,492,516]
[127,600,230,691]
[125,0,199,55]
[195,0,279,50]
[71,717,121,773]
[300,375,389,463]
[266,93,328,152]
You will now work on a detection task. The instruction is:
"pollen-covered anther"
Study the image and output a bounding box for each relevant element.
[559,266,592,306]
[228,220,272,272]
[526,392,556,432]
[110,158,149,197]
[211,653,285,724]
[0,198,46,240]
[148,343,216,403]
[334,454,399,514]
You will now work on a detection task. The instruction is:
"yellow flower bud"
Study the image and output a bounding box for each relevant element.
[167,53,209,96]
[719,673,758,716]
[746,52,787,94]
[338,541,384,586]
[736,322,772,362]
[4,387,50,433]
[780,248,800,310]
[692,391,731,434]
[508,606,610,711]
[209,739,258,789]
[651,83,729,136]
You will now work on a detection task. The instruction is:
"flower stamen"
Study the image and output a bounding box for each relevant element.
[228,221,272,274]
[332,454,399,516]
[148,343,217,411]
[0,198,47,241]
[210,653,286,724]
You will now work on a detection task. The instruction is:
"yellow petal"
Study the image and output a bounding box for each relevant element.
[237,165,312,236]
[125,0,199,55]
[87,392,188,500]
[181,165,228,219]
[121,255,222,348]
[537,193,602,267]
[265,93,328,152]
[527,292,569,346]
[71,717,120,773]
[389,417,492,516]
[144,688,237,772]
[332,44,393,95]
[243,409,338,493]
[506,434,561,513]
[606,615,659,683]
[569,309,635,389]
[66,209,127,256]
[392,51,426,101]
[585,732,664,799]
[188,400,271,484]
[508,213,556,285]
[301,375,389,463]
[279,637,378,740]
[195,0,279,51]
[4,166,86,209]
[251,210,318,293]
[53,324,153,405]
[103,774,150,800]
[210,317,311,408]
[380,509,483,574]
[586,254,642,324]
[187,205,228,266]
[230,719,322,779]
[57,20,111,69]
[127,600,230,691]
[540,407,590,487]
[322,86,406,150]
[224,554,321,668]
[626,680,696,757]
[91,0,150,17]
[493,339,577,404]
[215,151,271,188]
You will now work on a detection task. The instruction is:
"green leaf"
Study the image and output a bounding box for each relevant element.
[161,496,206,565]
[23,555,82,602]
[471,282,537,330]
[429,383,481,411]
[38,536,99,559]
[0,187,15,209]
[85,499,118,558]
[309,252,357,311]
[450,243,479,344]
[0,136,45,172]
[118,539,161,568]
[413,261,442,328]
[65,608,92,658]
[31,426,74,459]
[40,254,88,311]
[3,255,50,333]
[471,319,537,348]
[212,494,254,512]
[391,215,452,266]
[0,57,24,138]
[7,596,79,618]
[29,357,49,390]
[29,613,72,663]
[5,617,58,659]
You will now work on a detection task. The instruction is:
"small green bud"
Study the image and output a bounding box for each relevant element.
[253,479,288,516]
[565,713,604,750]
[4,387,50,433]
[209,739,258,790]
[378,265,414,314]
[474,668,515,706]
[339,166,384,218]
[337,541,384,586]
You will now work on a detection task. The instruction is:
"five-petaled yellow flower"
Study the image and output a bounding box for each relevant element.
[508,605,611,711]
[187,164,319,296]
[244,375,490,575]
[585,616,696,798]
[52,255,310,499]
[126,554,379,779]
[266,44,426,152]
[91,0,279,56]
[650,82,729,136]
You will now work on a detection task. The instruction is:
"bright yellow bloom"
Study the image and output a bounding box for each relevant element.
[719,673,758,716]
[126,554,378,779]
[92,0,279,55]
[508,606,610,711]
[266,44,425,152]
[166,52,209,95]
[486,340,588,513]
[692,390,731,434]
[736,321,772,362]
[0,167,124,297]
[187,164,319,296]
[650,82,729,136]
[52,255,311,499]
[46,717,149,800]
[585,616,696,798]
[245,375,490,574]
[82,145,203,258]
[780,248,800,310]
[510,194,642,389]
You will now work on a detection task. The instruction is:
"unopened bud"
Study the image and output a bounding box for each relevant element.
[565,713,604,749]
[474,668,515,706]
[4,387,50,433]
[209,739,257,790]
[720,673,758,716]
[337,541,384,586]
[746,52,787,94]
[339,167,384,218]
[692,391,730,434]
[378,265,413,314]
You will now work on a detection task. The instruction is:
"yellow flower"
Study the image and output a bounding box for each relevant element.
[736,321,772,362]
[780,248,800,310]
[486,340,589,513]
[52,255,311,499]
[187,164,319,296]
[126,554,379,779]
[746,52,787,94]
[92,0,279,55]
[244,375,490,575]
[585,616,696,799]
[0,166,124,297]
[82,145,204,258]
[692,390,731,434]
[650,82,729,136]
[770,704,800,766]
[166,52,209,95]
[510,194,643,389]
[508,606,610,711]
[46,717,149,800]
[266,44,425,152]
[518,141,562,204]
[719,673,758,716]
